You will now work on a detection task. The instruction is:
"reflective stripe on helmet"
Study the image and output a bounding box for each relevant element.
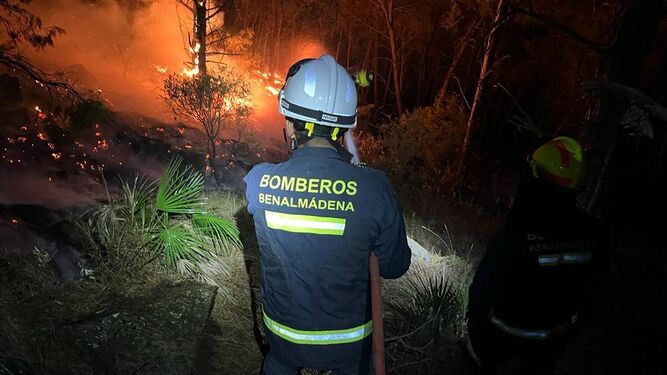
[281,99,356,126]
[537,252,593,267]
[265,210,346,236]
[263,312,373,345]
[489,313,578,340]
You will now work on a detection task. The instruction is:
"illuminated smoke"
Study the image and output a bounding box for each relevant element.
[25,0,191,120]
[21,0,329,142]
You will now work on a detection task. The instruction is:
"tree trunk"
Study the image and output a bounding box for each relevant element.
[435,19,481,108]
[346,30,352,68]
[335,30,343,61]
[208,139,221,185]
[384,0,403,116]
[373,34,380,102]
[456,0,507,183]
[195,0,207,76]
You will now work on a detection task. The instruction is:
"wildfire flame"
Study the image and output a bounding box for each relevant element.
[182,42,202,78]
[34,106,47,120]
[265,85,280,96]
[255,70,283,96]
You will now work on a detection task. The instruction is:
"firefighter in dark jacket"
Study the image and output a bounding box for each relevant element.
[244,55,411,374]
[467,137,608,374]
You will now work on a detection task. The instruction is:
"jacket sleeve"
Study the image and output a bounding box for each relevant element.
[372,177,411,279]
[243,165,261,216]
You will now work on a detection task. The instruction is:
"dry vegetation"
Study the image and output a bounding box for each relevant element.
[1,179,477,374]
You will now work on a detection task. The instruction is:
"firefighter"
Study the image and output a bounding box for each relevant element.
[243,55,411,374]
[466,137,608,374]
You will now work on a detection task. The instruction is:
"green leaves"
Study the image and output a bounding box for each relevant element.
[156,156,205,214]
[193,214,241,255]
[80,155,243,280]
[151,225,207,268]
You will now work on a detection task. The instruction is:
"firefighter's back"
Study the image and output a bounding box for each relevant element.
[244,145,410,370]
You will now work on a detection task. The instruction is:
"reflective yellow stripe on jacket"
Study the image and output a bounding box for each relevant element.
[263,312,373,345]
[265,210,346,236]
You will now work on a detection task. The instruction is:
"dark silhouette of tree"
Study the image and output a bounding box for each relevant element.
[0,0,81,102]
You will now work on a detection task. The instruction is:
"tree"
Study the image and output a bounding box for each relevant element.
[176,0,253,77]
[456,0,508,183]
[370,0,404,115]
[162,68,251,184]
[0,0,81,102]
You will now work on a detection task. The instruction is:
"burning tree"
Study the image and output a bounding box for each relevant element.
[162,68,251,184]
[177,0,253,77]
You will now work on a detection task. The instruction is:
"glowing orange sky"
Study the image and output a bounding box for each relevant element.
[24,0,328,142]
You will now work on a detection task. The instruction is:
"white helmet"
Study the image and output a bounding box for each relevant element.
[278,54,357,128]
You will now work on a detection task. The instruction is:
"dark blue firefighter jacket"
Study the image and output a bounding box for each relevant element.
[244,146,411,368]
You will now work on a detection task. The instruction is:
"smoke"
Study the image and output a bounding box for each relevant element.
[21,1,330,143]
[25,0,188,121]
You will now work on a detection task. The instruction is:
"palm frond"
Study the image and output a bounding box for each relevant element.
[192,214,241,255]
[156,156,205,214]
[88,203,126,253]
[149,225,209,267]
[119,174,157,230]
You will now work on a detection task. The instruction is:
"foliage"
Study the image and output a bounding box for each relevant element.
[357,96,468,192]
[0,0,65,51]
[156,157,204,214]
[162,69,251,135]
[211,27,255,56]
[386,272,459,342]
[379,214,478,373]
[78,156,241,287]
[162,68,252,181]
[0,1,82,102]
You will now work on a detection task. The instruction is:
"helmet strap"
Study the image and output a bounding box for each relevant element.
[283,128,299,154]
[327,137,353,163]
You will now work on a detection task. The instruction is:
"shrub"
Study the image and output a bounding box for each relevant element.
[385,271,460,342]
[78,156,242,287]
[357,96,468,192]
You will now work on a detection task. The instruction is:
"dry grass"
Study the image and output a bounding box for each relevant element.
[194,198,477,374]
[1,190,477,374]
[194,191,264,374]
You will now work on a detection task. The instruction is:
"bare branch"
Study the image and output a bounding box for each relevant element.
[176,0,194,12]
[206,8,223,21]
[0,51,83,103]
[206,52,244,57]
[510,7,610,57]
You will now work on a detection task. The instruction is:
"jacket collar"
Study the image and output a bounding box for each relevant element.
[291,146,347,162]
